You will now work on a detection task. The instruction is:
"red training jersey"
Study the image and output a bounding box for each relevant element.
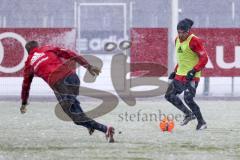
[21,45,89,104]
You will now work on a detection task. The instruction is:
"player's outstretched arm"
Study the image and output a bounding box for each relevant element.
[20,60,34,114]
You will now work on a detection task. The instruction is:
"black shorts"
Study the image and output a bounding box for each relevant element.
[52,73,80,102]
[166,79,198,97]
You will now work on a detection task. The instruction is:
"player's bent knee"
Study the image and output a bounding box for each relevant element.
[184,95,194,105]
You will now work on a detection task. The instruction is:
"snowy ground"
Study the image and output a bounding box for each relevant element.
[0,100,239,160]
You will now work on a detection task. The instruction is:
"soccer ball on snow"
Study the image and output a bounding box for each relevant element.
[159,117,174,132]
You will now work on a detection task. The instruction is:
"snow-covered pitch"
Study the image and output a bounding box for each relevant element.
[0,100,239,160]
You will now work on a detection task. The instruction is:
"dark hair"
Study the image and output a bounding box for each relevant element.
[177,18,194,32]
[25,41,39,53]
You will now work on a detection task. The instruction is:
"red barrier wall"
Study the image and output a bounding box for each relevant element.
[0,28,76,76]
[131,28,240,77]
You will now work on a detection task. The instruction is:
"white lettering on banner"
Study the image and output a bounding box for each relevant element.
[205,56,214,69]
[89,38,102,51]
[0,32,28,73]
[216,46,240,69]
[0,42,3,65]
[78,39,88,51]
[79,35,127,51]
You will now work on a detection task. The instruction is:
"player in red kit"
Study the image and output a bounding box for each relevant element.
[20,41,115,142]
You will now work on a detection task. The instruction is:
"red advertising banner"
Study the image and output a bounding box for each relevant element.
[0,28,76,77]
[131,28,240,77]
[192,28,240,76]
[130,28,168,76]
[1,28,240,77]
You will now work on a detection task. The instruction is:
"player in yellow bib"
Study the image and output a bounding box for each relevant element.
[165,18,208,130]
